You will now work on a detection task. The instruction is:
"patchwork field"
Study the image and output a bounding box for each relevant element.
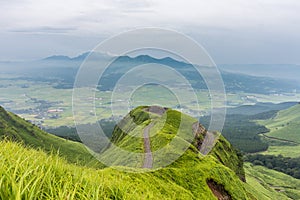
[1,75,300,128]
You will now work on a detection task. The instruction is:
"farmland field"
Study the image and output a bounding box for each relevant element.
[1,73,300,128]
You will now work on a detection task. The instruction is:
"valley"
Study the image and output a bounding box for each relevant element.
[0,54,300,199]
[1,74,299,128]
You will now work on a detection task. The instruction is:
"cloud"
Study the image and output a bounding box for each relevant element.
[0,0,300,63]
[1,0,299,35]
[9,26,77,34]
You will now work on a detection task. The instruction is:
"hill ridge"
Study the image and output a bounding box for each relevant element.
[0,105,101,167]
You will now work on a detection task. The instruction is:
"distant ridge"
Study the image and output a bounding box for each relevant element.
[43,55,72,61]
[42,52,189,67]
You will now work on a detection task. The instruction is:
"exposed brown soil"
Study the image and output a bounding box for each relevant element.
[146,106,167,116]
[206,179,232,200]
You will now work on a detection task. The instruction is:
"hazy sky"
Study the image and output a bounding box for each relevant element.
[0,0,300,64]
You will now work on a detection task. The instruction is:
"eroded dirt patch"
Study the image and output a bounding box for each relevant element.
[145,106,167,116]
[206,179,232,200]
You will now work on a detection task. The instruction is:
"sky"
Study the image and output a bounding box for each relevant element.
[0,0,300,64]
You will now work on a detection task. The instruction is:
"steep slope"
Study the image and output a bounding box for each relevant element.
[101,106,251,199]
[2,140,298,199]
[0,105,295,199]
[105,106,244,178]
[0,141,196,199]
[0,106,101,167]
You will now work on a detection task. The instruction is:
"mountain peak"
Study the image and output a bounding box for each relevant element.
[43,55,71,61]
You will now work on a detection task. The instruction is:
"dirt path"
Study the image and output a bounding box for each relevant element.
[200,131,219,155]
[142,106,167,169]
[143,123,154,168]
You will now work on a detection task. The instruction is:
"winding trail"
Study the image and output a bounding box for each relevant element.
[142,123,154,168]
[142,106,167,169]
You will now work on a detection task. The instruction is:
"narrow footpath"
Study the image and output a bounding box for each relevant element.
[143,123,154,168]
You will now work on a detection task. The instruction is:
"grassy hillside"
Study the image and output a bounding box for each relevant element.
[245,163,300,199]
[260,104,300,143]
[258,104,300,157]
[107,106,245,179]
[1,105,298,199]
[200,112,272,153]
[0,140,255,199]
[0,105,250,199]
[0,106,101,167]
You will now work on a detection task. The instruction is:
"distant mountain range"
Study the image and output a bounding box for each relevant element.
[0,52,299,94]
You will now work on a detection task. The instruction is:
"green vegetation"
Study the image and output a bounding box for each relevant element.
[226,102,297,115]
[0,105,256,199]
[0,106,102,167]
[245,163,300,199]
[0,140,254,200]
[1,72,300,129]
[1,105,300,199]
[257,104,300,157]
[45,119,116,142]
[200,112,272,153]
[245,154,300,179]
[210,135,245,181]
[261,144,300,158]
[259,104,300,143]
[45,126,80,141]
[107,106,246,181]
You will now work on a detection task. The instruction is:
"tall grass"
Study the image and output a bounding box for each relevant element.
[0,141,197,199]
[0,140,257,199]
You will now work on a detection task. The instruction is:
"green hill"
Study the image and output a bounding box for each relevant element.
[258,104,300,157]
[244,162,300,199]
[1,105,297,199]
[103,106,245,179]
[0,106,101,167]
[260,104,300,143]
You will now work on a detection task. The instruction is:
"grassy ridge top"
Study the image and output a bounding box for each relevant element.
[0,106,101,167]
[105,106,247,187]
